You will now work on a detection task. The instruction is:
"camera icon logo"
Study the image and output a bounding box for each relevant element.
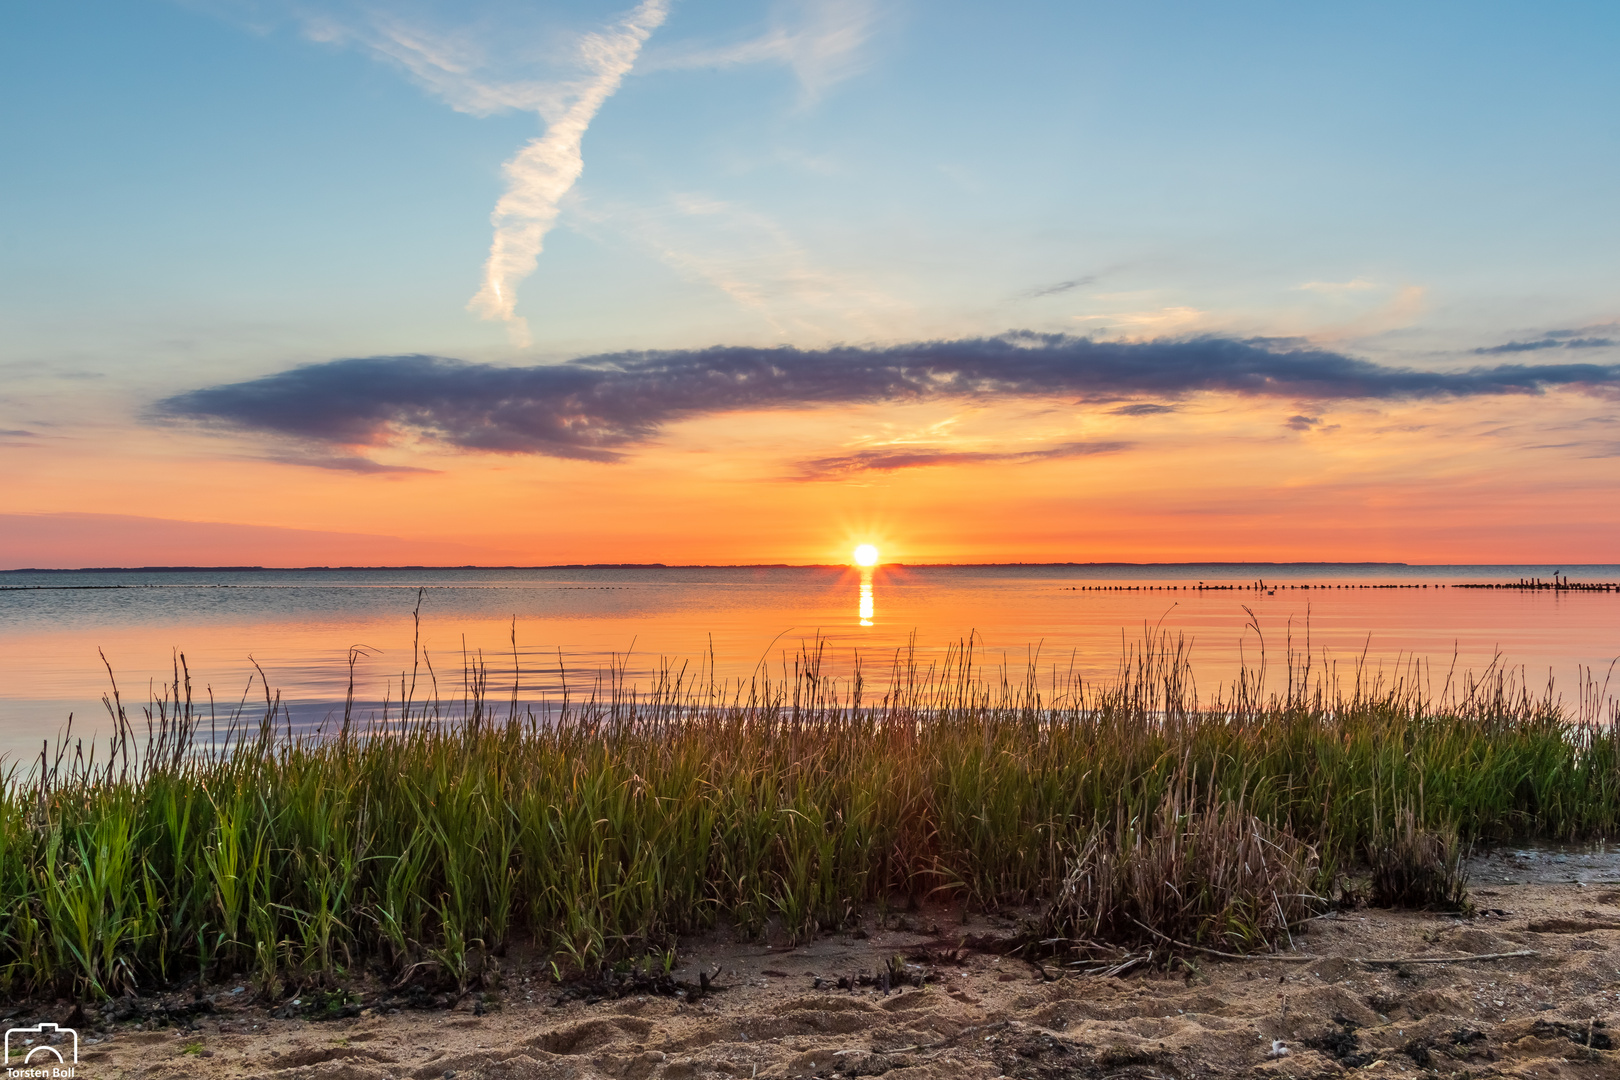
[4,1023,79,1065]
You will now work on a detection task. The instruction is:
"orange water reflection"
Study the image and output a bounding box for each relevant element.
[0,565,1616,759]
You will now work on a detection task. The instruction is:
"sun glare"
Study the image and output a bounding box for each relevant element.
[853,544,880,567]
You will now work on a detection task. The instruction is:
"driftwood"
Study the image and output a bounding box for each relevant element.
[1035,917,1541,973]
[1356,950,1538,966]
[1195,947,1540,966]
[1120,920,1539,967]
[1127,916,1316,962]
[1184,947,1539,967]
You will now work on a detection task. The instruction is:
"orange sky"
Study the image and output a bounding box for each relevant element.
[5,387,1616,568]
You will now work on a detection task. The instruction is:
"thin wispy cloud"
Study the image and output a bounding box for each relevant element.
[299,12,558,117]
[590,192,911,337]
[1073,306,1212,337]
[793,440,1129,480]
[0,429,41,450]
[1024,276,1098,300]
[1108,403,1176,416]
[156,333,1620,466]
[466,0,669,343]
[270,2,612,117]
[1310,283,1427,342]
[1473,328,1617,355]
[644,0,879,101]
[258,450,439,475]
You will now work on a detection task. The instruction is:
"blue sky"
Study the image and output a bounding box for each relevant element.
[2,1,1618,565]
[7,1,1616,366]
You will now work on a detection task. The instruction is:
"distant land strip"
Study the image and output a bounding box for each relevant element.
[2,561,1422,573]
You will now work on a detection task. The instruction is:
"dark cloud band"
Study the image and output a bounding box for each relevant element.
[156,332,1620,463]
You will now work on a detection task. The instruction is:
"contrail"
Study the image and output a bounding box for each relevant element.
[467,0,668,343]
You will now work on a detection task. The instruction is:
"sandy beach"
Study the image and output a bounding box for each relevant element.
[40,852,1619,1080]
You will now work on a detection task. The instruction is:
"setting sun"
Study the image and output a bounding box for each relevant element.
[853,544,879,567]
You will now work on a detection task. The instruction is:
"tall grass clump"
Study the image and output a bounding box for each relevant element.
[1367,808,1472,913]
[1037,775,1323,961]
[0,631,1614,999]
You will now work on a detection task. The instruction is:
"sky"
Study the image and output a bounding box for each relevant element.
[2,0,1618,567]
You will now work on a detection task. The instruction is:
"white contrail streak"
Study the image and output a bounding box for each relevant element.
[467,0,668,342]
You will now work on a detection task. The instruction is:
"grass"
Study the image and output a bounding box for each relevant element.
[0,629,1615,1000]
[1036,775,1324,960]
[1367,808,1473,913]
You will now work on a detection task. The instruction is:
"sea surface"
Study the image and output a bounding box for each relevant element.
[1,563,1617,761]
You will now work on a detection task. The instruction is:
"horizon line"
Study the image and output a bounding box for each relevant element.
[12,560,1620,574]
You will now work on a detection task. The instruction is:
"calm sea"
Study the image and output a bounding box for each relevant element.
[1,563,1616,760]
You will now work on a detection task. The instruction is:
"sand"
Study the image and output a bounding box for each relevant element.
[23,852,1620,1080]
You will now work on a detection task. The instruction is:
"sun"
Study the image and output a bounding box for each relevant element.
[853,544,880,567]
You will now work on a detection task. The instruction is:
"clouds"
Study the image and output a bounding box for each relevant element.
[1473,328,1618,355]
[0,429,41,450]
[280,1,880,343]
[1108,402,1176,416]
[259,449,438,475]
[466,1,668,342]
[157,333,1620,468]
[297,8,564,118]
[793,440,1130,480]
[259,1,670,342]
[644,0,880,101]
[591,192,912,338]
[1023,276,1099,300]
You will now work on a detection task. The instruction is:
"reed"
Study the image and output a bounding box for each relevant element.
[0,630,1614,999]
[1366,808,1472,913]
[1037,776,1324,960]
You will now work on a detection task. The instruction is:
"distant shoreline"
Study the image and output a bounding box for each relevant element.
[5,560,1441,573]
[9,562,1620,581]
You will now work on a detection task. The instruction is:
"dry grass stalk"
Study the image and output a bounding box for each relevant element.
[1368,808,1472,912]
[1039,774,1323,961]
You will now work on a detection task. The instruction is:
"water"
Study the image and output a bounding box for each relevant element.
[1467,843,1620,886]
[1,563,1616,761]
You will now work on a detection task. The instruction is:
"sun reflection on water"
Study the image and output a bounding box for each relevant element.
[858,567,874,626]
